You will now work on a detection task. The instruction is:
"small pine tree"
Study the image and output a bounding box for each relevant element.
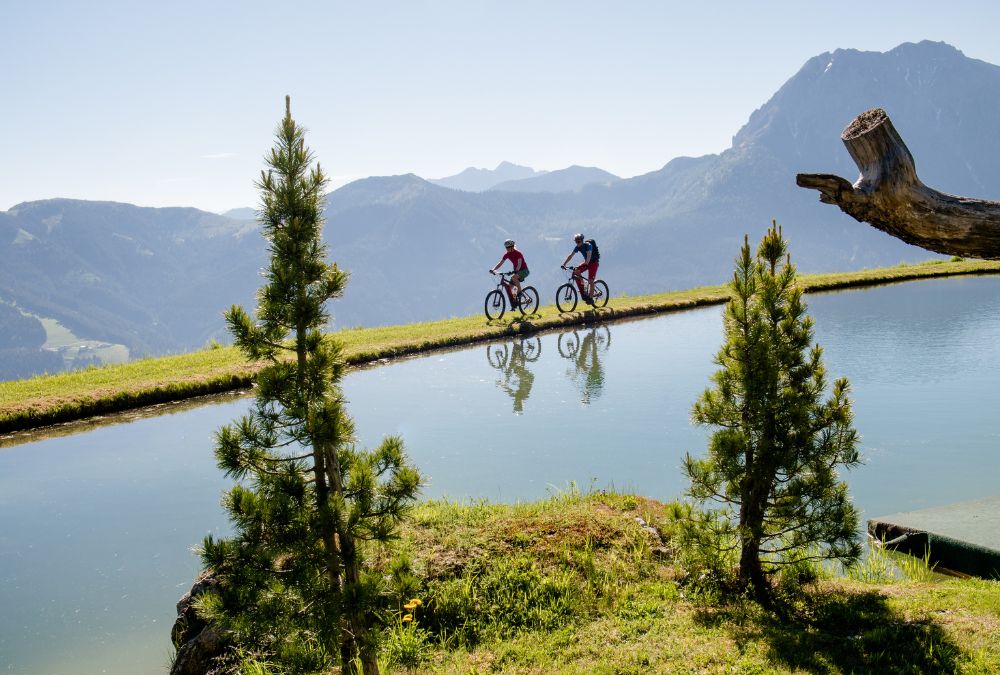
[199,97,421,674]
[682,222,862,600]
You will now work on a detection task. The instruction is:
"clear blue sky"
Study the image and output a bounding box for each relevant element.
[4,1,1000,213]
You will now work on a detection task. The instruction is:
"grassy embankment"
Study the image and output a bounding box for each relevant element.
[4,258,1000,434]
[369,490,1000,673]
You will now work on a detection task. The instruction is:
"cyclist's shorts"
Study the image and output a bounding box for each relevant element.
[516,269,529,282]
[576,262,598,280]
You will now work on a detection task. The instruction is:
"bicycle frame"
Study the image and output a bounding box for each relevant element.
[563,266,595,295]
[493,271,520,301]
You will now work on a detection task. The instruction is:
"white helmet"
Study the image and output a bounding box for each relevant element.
[504,239,515,247]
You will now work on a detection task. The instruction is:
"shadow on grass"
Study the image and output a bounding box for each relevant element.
[693,586,960,674]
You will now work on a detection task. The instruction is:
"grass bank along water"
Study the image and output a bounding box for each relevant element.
[3,259,1000,434]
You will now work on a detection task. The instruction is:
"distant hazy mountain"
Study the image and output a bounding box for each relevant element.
[3,40,998,379]
[222,207,256,220]
[491,165,620,193]
[429,161,547,192]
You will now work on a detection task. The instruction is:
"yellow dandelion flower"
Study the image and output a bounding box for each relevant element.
[409,598,423,607]
[403,602,417,610]
[402,614,413,623]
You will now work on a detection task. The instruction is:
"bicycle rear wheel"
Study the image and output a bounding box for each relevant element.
[517,286,539,315]
[592,280,610,308]
[556,283,578,313]
[487,342,509,369]
[557,331,579,358]
[485,289,506,320]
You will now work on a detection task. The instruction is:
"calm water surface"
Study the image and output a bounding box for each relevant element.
[2,276,999,673]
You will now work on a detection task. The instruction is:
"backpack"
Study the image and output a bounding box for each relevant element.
[585,238,600,262]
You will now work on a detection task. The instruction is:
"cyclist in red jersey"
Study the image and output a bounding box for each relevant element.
[561,233,598,305]
[490,239,529,305]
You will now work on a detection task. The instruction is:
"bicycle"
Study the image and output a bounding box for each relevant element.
[485,271,540,320]
[556,266,609,313]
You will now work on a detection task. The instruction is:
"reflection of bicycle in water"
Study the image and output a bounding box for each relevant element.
[485,336,541,412]
[557,324,611,359]
[487,336,541,368]
[556,325,611,404]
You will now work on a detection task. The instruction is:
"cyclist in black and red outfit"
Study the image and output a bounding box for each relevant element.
[561,233,599,305]
[490,239,529,306]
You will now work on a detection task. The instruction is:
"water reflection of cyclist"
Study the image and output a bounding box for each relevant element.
[490,340,536,413]
[490,239,529,307]
[574,329,605,403]
[560,233,598,305]
[557,327,607,404]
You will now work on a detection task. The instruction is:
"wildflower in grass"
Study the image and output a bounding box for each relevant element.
[402,614,413,623]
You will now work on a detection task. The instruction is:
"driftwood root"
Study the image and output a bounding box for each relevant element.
[796,107,1000,259]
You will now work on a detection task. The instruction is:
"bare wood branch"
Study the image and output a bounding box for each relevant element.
[796,107,1000,259]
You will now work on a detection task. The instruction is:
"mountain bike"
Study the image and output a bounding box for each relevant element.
[556,266,609,313]
[485,271,539,320]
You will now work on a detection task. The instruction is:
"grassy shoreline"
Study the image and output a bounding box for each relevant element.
[4,258,1000,434]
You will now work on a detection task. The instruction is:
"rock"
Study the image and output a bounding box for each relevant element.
[170,570,227,675]
[172,625,226,675]
[634,515,664,543]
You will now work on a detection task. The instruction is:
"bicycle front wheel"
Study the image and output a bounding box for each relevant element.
[485,289,506,320]
[556,283,578,313]
[592,280,610,308]
[594,323,611,350]
[517,286,539,315]
[521,336,542,361]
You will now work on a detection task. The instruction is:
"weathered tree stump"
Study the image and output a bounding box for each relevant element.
[797,107,1000,259]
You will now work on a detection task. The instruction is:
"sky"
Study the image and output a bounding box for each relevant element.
[4,0,1000,214]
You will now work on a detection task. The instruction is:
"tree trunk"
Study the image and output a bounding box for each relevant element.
[738,489,769,602]
[324,446,380,675]
[796,107,1000,259]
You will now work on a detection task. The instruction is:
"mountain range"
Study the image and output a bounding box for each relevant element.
[2,40,997,380]
[429,161,547,192]
[491,166,620,193]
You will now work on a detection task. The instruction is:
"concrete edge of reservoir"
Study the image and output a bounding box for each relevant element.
[868,494,1000,579]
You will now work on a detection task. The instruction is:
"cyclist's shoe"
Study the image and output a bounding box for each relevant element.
[582,294,594,305]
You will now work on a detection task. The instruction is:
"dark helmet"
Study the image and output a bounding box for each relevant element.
[504,239,515,248]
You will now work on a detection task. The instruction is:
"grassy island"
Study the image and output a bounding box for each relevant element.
[3,258,1000,434]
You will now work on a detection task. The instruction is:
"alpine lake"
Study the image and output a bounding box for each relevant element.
[2,275,1000,673]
